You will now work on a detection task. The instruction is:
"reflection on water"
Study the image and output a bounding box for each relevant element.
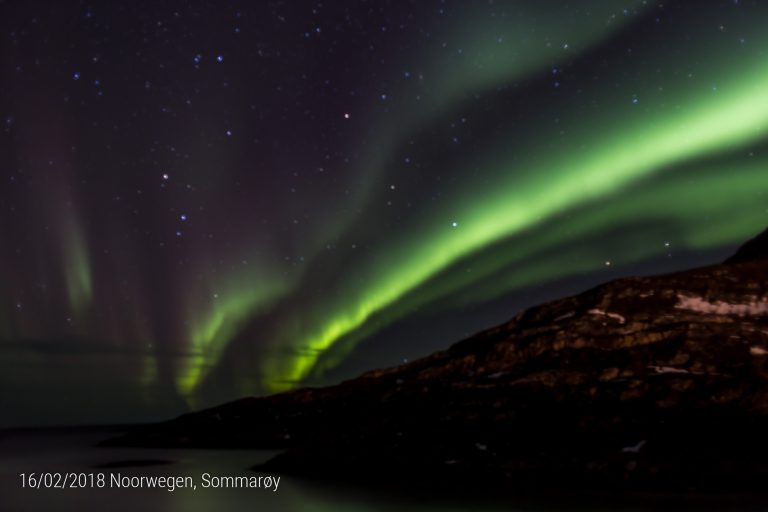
[1,428,766,512]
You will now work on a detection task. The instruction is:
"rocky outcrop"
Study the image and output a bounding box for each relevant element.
[108,229,768,491]
[724,227,768,264]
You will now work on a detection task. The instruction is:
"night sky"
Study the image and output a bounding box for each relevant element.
[2,0,768,427]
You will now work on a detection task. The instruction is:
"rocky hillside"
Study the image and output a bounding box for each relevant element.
[109,228,768,491]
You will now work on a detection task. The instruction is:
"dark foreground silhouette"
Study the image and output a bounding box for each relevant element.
[107,228,768,493]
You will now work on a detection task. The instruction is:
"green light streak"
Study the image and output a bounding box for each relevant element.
[255,3,655,389]
[176,267,292,395]
[307,159,768,378]
[420,1,651,109]
[62,218,92,316]
[318,1,651,250]
[263,56,768,391]
[455,164,768,307]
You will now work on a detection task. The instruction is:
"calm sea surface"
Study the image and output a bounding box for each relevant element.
[1,428,766,512]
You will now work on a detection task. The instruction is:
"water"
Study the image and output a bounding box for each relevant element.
[1,428,766,512]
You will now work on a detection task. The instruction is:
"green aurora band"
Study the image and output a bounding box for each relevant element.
[174,1,658,395]
[177,264,295,395]
[308,157,768,378]
[329,1,654,241]
[259,30,768,391]
[61,216,92,317]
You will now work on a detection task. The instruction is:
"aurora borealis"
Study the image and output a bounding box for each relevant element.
[2,0,768,426]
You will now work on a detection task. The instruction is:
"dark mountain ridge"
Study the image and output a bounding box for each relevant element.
[108,228,768,491]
